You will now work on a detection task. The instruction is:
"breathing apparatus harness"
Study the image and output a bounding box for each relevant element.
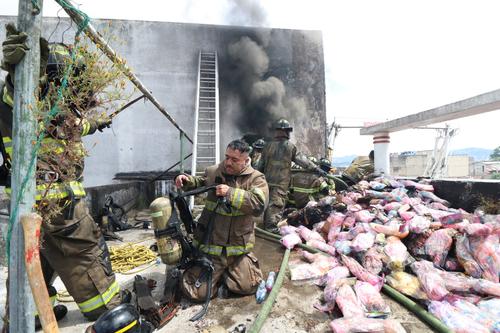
[153,176,232,321]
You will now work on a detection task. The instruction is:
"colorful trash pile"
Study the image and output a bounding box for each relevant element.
[279,177,500,333]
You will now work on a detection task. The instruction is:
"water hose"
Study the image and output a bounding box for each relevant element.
[254,227,452,333]
[247,248,291,333]
[255,227,327,255]
[382,284,451,333]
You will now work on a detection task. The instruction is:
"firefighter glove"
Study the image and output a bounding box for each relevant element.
[96,115,112,132]
[2,23,29,67]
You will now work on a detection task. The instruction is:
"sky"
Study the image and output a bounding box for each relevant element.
[1,0,499,157]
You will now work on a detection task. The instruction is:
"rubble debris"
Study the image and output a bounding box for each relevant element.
[278,175,500,332]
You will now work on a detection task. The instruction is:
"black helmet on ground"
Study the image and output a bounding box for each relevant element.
[85,304,153,333]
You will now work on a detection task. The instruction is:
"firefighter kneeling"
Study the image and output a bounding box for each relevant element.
[176,139,269,302]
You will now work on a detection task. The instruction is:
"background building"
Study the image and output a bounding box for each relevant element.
[0,17,327,186]
[390,150,472,178]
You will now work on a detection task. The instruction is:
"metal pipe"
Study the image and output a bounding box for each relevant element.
[180,132,184,173]
[54,0,193,143]
[9,0,43,331]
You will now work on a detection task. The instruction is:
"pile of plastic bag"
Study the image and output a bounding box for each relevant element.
[279,176,500,333]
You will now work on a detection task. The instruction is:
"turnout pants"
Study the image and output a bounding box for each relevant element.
[41,200,121,320]
[181,252,263,302]
[263,186,287,229]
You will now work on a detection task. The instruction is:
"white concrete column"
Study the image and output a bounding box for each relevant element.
[373,132,390,175]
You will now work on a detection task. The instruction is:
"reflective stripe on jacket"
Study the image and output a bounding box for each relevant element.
[5,180,86,201]
[288,170,329,209]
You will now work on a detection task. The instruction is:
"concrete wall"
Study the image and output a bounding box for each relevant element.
[447,155,470,178]
[0,17,326,187]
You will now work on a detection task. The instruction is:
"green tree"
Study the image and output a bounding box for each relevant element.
[490,146,500,161]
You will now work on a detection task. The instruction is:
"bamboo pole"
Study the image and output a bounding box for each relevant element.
[9,0,44,332]
[54,0,193,143]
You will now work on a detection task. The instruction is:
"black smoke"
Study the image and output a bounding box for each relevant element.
[224,2,307,139]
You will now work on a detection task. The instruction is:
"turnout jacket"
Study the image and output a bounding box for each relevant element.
[259,136,315,191]
[0,76,101,200]
[182,163,268,256]
[288,170,331,209]
[342,156,374,184]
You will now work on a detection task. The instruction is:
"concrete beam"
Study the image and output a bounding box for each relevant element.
[360,89,500,135]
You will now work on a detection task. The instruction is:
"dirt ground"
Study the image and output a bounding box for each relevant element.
[0,223,435,333]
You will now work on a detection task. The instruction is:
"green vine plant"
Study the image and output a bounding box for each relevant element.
[34,35,136,220]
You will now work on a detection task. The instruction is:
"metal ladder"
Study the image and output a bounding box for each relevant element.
[191,51,220,178]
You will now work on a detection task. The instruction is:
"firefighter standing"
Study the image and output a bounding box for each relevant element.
[0,24,121,322]
[258,119,317,233]
[175,139,268,301]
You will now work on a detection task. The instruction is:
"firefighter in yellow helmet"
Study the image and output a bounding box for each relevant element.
[0,24,121,324]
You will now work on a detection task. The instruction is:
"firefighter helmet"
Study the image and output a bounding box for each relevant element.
[274,119,293,132]
[252,139,265,149]
[319,158,331,170]
[85,304,151,333]
[46,43,86,83]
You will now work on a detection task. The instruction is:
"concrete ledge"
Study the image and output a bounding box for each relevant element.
[430,178,500,213]
[84,181,153,222]
[361,89,500,135]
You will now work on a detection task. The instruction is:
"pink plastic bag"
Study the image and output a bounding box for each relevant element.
[470,233,500,283]
[401,179,434,192]
[354,210,375,223]
[472,278,500,297]
[408,215,431,234]
[298,225,325,243]
[361,246,385,275]
[306,239,336,256]
[330,317,406,333]
[316,265,350,287]
[354,281,388,314]
[419,191,449,206]
[464,223,492,237]
[411,261,448,301]
[424,229,455,267]
[343,216,356,229]
[428,301,490,333]
[341,254,384,290]
[447,298,497,331]
[336,284,365,318]
[455,235,483,278]
[279,225,298,236]
[314,277,353,312]
[351,232,375,252]
[280,233,302,250]
[383,236,409,271]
